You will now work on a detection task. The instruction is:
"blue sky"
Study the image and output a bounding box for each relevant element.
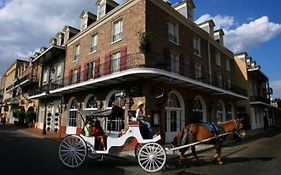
[0,0,281,98]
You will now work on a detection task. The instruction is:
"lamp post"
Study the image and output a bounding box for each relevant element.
[42,91,50,135]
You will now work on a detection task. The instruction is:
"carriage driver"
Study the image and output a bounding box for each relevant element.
[136,102,153,139]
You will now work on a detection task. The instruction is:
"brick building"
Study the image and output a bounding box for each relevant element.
[28,0,249,143]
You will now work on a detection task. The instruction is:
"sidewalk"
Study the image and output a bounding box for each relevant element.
[18,126,281,157]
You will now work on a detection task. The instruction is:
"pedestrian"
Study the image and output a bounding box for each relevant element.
[84,119,92,136]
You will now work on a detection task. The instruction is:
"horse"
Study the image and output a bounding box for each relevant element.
[173,118,245,165]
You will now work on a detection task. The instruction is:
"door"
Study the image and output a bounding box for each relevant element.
[165,109,181,143]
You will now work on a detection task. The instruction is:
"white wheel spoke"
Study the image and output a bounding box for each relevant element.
[59,135,87,168]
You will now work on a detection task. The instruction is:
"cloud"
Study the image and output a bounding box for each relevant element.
[271,80,281,98]
[0,0,96,74]
[196,15,281,53]
[225,16,281,53]
[196,14,235,30]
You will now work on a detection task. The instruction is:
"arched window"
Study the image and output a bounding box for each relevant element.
[69,98,78,127]
[86,95,98,109]
[166,93,181,108]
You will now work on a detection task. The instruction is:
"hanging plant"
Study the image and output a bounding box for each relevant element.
[139,32,151,55]
[47,113,52,117]
[47,118,51,121]
[55,112,60,116]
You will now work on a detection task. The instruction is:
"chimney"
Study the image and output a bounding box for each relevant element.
[80,10,97,31]
[173,0,196,22]
[214,29,224,46]
[198,20,215,38]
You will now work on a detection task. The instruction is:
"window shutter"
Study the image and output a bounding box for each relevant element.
[68,70,73,85]
[120,46,127,71]
[83,63,88,81]
[164,48,170,71]
[104,53,111,75]
[77,66,81,83]
[94,58,100,78]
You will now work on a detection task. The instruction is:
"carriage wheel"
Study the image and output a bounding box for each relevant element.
[138,143,166,173]
[58,135,88,168]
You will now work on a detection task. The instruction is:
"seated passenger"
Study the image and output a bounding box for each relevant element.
[84,120,93,137]
[92,120,107,150]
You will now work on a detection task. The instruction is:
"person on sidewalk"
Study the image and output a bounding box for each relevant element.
[136,102,153,139]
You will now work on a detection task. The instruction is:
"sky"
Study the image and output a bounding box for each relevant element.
[0,0,281,98]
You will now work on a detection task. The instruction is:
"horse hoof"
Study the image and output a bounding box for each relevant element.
[218,161,224,165]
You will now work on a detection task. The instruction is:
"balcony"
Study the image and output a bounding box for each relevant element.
[250,96,270,104]
[29,53,247,98]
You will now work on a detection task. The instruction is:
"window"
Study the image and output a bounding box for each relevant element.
[170,51,179,73]
[226,77,231,90]
[81,17,88,31]
[195,64,202,80]
[73,44,80,61]
[69,99,78,127]
[112,19,123,42]
[168,21,179,44]
[88,61,95,79]
[57,66,62,78]
[193,37,201,56]
[111,51,120,73]
[192,97,204,122]
[226,58,230,71]
[218,73,223,88]
[86,95,98,109]
[97,3,105,19]
[90,34,98,53]
[226,103,233,120]
[72,69,78,84]
[43,71,48,84]
[215,51,221,66]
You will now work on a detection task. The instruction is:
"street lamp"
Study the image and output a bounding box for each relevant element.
[42,91,50,135]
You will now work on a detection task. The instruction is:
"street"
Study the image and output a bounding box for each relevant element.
[1,124,281,175]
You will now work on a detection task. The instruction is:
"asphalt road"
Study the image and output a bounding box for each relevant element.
[1,124,281,175]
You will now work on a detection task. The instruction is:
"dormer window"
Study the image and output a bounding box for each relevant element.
[112,19,123,43]
[81,16,88,31]
[97,3,106,19]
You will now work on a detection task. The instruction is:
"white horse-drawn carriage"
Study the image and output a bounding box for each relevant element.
[58,107,167,173]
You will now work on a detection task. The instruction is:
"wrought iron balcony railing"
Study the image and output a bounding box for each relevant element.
[30,52,247,97]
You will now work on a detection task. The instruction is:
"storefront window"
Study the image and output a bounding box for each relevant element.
[69,98,78,127]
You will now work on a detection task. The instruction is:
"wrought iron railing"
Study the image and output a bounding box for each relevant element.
[29,52,247,97]
[249,96,270,104]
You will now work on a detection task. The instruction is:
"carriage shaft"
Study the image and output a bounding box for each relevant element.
[169,132,229,151]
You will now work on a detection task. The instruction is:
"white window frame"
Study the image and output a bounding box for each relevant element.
[112,19,123,43]
[72,69,78,84]
[215,51,221,66]
[111,51,120,73]
[73,44,80,62]
[69,101,78,127]
[43,71,48,84]
[90,34,98,53]
[81,17,88,31]
[193,37,201,57]
[97,3,106,19]
[170,51,179,73]
[168,21,179,45]
[195,64,202,80]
